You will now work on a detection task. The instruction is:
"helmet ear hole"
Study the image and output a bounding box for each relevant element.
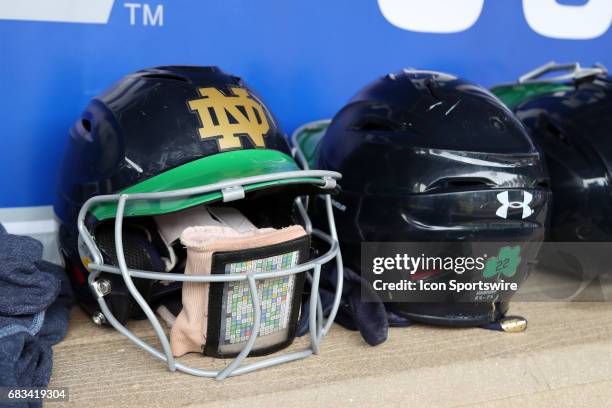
[353,117,398,132]
[536,179,551,189]
[140,73,189,83]
[427,177,493,192]
[541,117,569,145]
[81,118,92,133]
[358,122,395,132]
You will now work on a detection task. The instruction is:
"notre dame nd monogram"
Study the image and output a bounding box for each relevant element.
[188,86,270,150]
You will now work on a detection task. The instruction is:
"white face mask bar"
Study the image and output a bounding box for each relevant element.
[77,170,343,380]
[518,61,608,84]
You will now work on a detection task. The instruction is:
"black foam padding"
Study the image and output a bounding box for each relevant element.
[96,224,166,272]
[95,223,168,321]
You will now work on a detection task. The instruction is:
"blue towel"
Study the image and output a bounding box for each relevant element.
[0,224,73,408]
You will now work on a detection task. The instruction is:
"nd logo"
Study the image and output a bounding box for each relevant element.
[188,86,270,150]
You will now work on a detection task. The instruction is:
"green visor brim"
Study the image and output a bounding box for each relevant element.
[91,149,322,221]
[293,120,330,169]
[491,83,573,110]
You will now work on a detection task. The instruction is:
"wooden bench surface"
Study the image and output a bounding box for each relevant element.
[49,300,612,407]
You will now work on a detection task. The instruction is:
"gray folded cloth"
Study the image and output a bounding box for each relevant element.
[0,224,73,408]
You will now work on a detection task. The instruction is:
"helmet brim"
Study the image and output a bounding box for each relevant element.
[90,149,323,221]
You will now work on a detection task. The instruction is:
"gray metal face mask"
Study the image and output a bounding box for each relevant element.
[77,170,343,380]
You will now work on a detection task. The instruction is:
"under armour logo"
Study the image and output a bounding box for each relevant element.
[496,191,533,219]
[188,86,270,151]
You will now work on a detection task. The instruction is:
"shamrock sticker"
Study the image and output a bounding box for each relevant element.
[483,246,522,278]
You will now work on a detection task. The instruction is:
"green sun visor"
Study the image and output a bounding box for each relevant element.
[491,82,573,110]
[91,149,324,221]
[293,121,330,169]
